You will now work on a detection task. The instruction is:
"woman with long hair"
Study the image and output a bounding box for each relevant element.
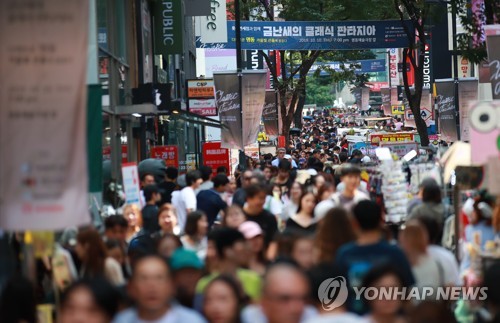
[122,204,142,242]
[285,191,317,235]
[181,211,209,261]
[281,181,303,223]
[203,275,248,323]
[313,207,356,264]
[75,228,125,286]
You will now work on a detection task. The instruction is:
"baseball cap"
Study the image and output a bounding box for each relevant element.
[238,221,263,239]
[169,248,203,271]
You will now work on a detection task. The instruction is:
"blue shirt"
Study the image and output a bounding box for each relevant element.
[196,189,227,228]
[113,304,206,323]
[335,239,415,315]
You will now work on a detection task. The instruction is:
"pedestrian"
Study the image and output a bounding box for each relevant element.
[231,169,253,207]
[157,233,183,260]
[172,170,203,232]
[281,181,303,222]
[407,178,446,226]
[75,228,125,286]
[169,248,204,309]
[0,274,37,323]
[158,166,178,205]
[285,191,317,235]
[239,221,267,275]
[103,215,128,247]
[181,211,209,261]
[197,174,229,229]
[113,254,205,322]
[203,275,248,323]
[139,172,156,206]
[222,205,246,229]
[122,204,142,242]
[141,184,162,234]
[196,165,215,194]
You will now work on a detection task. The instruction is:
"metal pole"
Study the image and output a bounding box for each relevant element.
[235,0,246,170]
[451,0,461,140]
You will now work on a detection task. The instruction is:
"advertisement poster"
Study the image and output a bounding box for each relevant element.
[213,72,242,149]
[151,145,179,168]
[188,99,217,116]
[370,133,414,145]
[202,142,230,175]
[469,101,500,165]
[0,0,89,230]
[381,88,392,116]
[121,163,141,207]
[458,79,479,142]
[435,79,458,142]
[263,90,279,138]
[198,20,414,50]
[389,48,401,86]
[242,71,267,146]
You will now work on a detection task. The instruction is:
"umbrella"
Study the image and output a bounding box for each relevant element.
[303,115,314,121]
[138,158,167,182]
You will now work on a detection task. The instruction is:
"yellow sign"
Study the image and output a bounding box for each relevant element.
[391,105,405,115]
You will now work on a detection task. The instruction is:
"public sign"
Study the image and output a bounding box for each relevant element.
[197,20,414,50]
[370,133,414,145]
[154,0,183,54]
[0,0,90,230]
[203,142,230,175]
[151,146,179,168]
[405,108,432,121]
[121,163,142,207]
[392,105,405,115]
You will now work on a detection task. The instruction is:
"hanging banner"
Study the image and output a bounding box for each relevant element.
[422,38,432,90]
[263,90,279,138]
[196,0,228,43]
[121,163,142,207]
[370,133,414,145]
[214,72,243,149]
[435,79,458,142]
[154,0,184,55]
[0,0,89,230]
[486,34,500,99]
[202,142,230,175]
[188,98,218,116]
[458,79,479,142]
[197,20,415,50]
[361,87,370,111]
[381,88,392,115]
[469,101,500,165]
[389,48,401,86]
[151,145,179,168]
[242,70,267,146]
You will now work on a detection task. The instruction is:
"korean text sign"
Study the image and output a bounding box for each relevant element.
[197,20,414,50]
[151,146,179,168]
[202,142,230,175]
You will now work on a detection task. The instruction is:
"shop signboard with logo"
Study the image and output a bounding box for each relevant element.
[202,142,230,175]
[392,105,405,115]
[154,0,183,55]
[370,133,414,145]
[151,145,179,168]
[187,79,217,116]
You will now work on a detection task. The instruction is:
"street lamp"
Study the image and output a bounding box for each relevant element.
[234,0,247,170]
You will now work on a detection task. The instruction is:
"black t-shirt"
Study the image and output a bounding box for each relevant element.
[244,209,278,247]
[141,205,160,233]
[197,189,227,228]
[284,217,317,236]
[158,181,177,205]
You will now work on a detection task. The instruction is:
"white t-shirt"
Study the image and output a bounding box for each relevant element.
[428,245,461,286]
[172,187,197,231]
[412,255,443,300]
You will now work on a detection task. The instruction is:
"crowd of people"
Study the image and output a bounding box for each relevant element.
[1,114,500,323]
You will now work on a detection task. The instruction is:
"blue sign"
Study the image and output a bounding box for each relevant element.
[309,59,386,75]
[197,20,414,50]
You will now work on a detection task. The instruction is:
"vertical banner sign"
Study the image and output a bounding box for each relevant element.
[141,0,154,83]
[469,101,500,165]
[381,88,392,115]
[458,79,479,142]
[242,71,267,146]
[422,38,432,90]
[361,87,370,111]
[263,90,279,138]
[197,0,228,43]
[0,0,89,230]
[389,48,401,86]
[121,163,142,207]
[214,72,243,149]
[151,146,179,168]
[486,34,500,99]
[202,142,230,175]
[435,80,458,142]
[246,50,264,70]
[154,0,184,55]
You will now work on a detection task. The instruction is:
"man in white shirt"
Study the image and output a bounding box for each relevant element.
[394,117,404,131]
[315,165,369,220]
[172,170,203,232]
[272,148,298,168]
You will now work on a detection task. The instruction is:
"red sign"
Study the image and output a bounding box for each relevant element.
[278,136,286,148]
[103,145,128,163]
[367,82,389,92]
[202,142,230,175]
[151,146,179,168]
